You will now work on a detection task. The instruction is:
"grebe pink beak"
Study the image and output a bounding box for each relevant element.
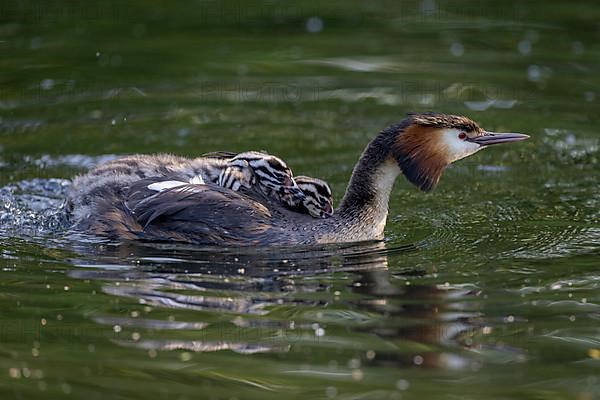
[467,132,530,146]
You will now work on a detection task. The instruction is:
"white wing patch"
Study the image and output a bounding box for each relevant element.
[147,180,190,192]
[188,175,205,184]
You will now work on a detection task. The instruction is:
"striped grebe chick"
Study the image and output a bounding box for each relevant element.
[68,113,529,245]
[293,176,333,218]
[216,151,305,208]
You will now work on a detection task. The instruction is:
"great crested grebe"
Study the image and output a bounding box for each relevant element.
[68,113,528,245]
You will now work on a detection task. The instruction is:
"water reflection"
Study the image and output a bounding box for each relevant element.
[348,269,479,370]
[67,241,499,369]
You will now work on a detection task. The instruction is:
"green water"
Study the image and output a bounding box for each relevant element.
[1,0,599,399]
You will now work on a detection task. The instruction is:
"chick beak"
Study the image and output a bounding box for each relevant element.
[280,186,305,206]
[468,132,530,146]
[289,186,305,198]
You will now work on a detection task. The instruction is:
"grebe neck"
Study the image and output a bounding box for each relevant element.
[335,128,401,238]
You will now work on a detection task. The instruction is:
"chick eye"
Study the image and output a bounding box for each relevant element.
[458,132,467,140]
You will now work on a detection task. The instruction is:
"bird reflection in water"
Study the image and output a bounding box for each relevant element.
[68,241,496,367]
[351,268,480,369]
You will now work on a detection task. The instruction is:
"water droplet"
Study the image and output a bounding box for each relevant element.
[413,355,424,365]
[527,65,542,82]
[9,368,21,379]
[396,379,410,390]
[306,17,323,33]
[450,42,464,57]
[41,79,54,90]
[518,40,531,55]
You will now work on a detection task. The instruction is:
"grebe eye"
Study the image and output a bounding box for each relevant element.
[458,132,467,140]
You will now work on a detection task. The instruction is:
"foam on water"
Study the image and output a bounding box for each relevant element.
[0,178,72,237]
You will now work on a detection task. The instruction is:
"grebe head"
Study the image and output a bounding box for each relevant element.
[295,176,334,218]
[391,112,529,191]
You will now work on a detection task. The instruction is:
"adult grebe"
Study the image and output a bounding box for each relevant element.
[68,112,528,245]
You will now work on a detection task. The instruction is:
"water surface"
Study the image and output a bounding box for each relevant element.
[1,1,599,399]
